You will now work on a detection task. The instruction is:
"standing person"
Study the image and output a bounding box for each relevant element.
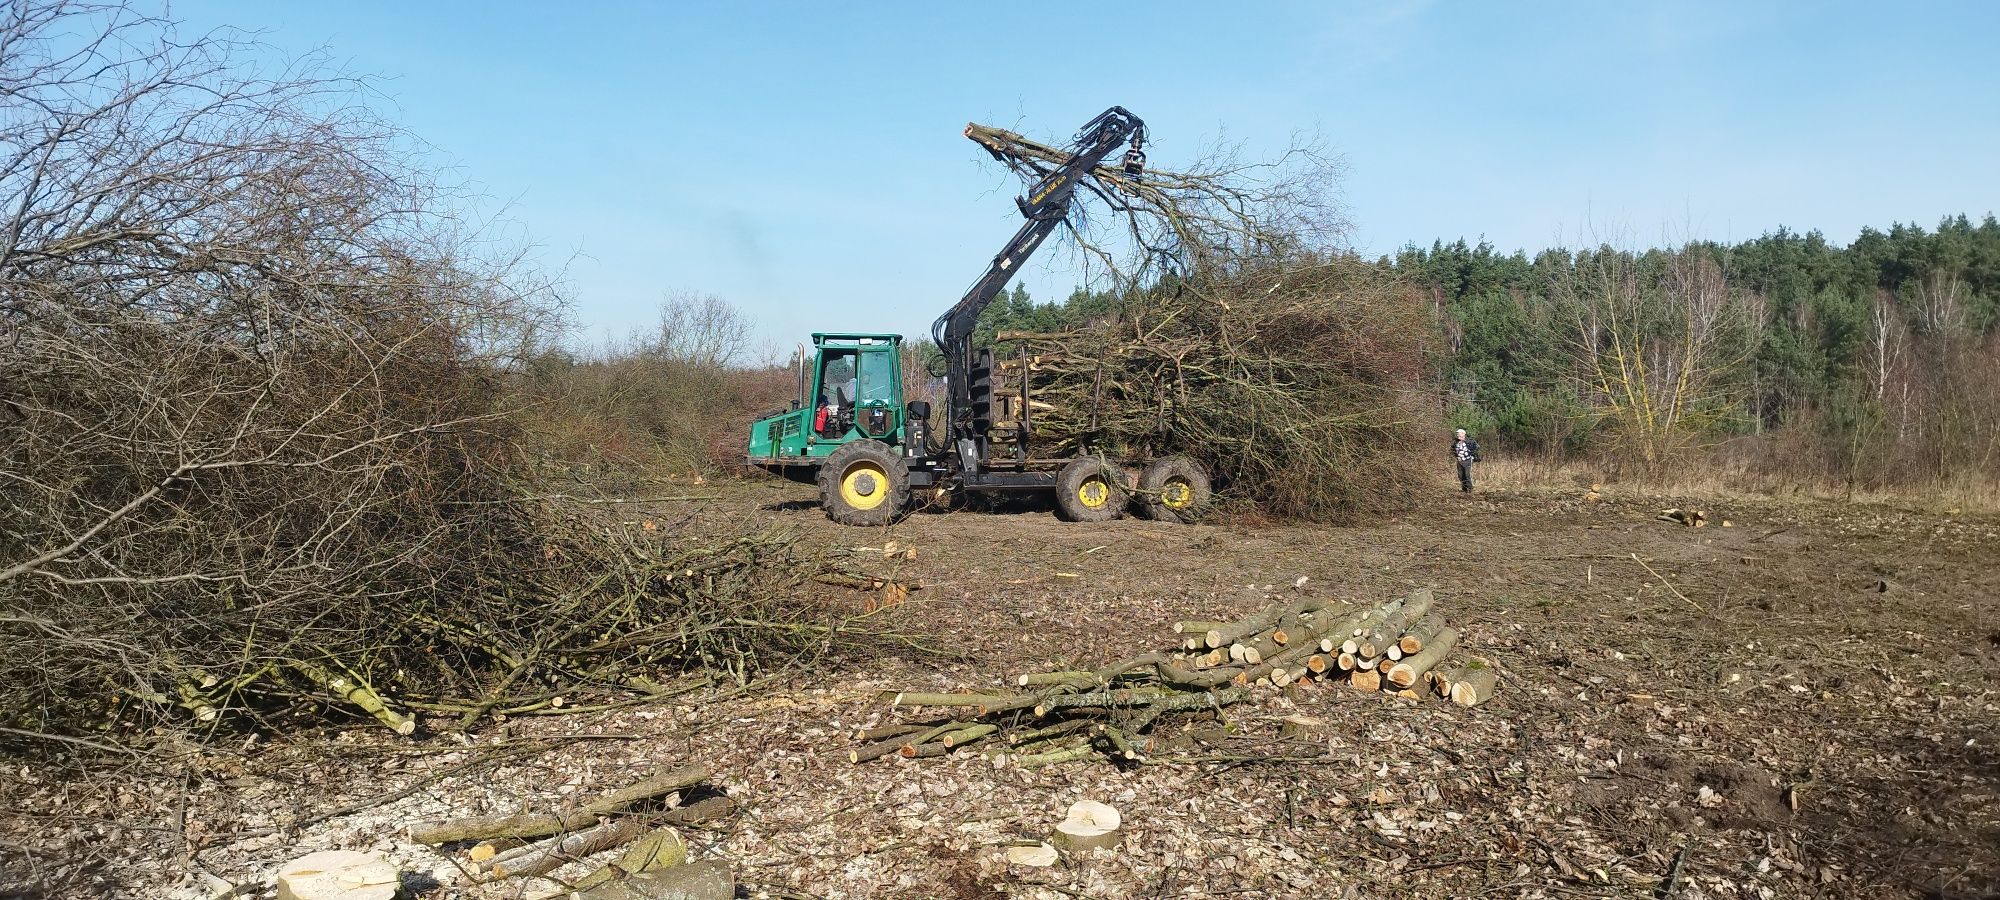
[1451,428,1481,493]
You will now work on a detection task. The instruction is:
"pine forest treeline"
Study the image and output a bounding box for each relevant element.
[972,215,2000,493]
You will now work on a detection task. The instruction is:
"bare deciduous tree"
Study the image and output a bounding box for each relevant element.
[1554,248,1760,469]
[0,0,557,747]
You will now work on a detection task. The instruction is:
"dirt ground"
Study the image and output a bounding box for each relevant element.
[5,476,1998,899]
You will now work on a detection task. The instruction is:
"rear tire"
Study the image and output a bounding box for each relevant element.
[1054,458,1128,523]
[819,441,908,526]
[1137,457,1210,524]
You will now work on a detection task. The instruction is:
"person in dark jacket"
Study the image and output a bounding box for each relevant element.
[1451,428,1480,492]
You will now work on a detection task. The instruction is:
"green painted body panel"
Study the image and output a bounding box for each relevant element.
[746,333,906,468]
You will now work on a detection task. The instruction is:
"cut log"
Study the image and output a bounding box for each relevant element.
[1035,684,1239,717]
[1385,626,1460,689]
[276,850,398,900]
[488,818,650,880]
[1008,719,1092,747]
[1449,665,1498,707]
[851,734,917,764]
[1399,619,1446,658]
[1350,668,1382,692]
[1033,686,1175,716]
[1305,654,1330,675]
[1156,659,1245,690]
[1240,630,1284,666]
[853,723,924,742]
[1377,588,1435,639]
[413,809,600,846]
[899,742,950,759]
[1314,604,1377,654]
[1099,726,1145,762]
[1344,600,1408,656]
[288,660,415,736]
[1232,610,1347,685]
[941,723,997,748]
[1016,671,1090,687]
[1272,604,1341,645]
[892,692,1032,714]
[1204,598,1327,649]
[409,765,708,844]
[1174,620,1230,635]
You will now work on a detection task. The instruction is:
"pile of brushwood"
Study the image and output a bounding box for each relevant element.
[992,259,1434,521]
[968,121,1433,522]
[0,2,909,756]
[857,589,1496,768]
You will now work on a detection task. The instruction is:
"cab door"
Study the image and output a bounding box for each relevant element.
[849,346,902,444]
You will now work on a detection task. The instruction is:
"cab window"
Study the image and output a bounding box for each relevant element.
[820,353,856,406]
[855,350,896,406]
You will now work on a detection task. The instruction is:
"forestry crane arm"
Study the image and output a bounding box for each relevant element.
[931,106,1147,457]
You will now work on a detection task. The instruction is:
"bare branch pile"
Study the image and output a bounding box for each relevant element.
[966,120,1431,520]
[858,589,1497,768]
[988,259,1436,521]
[0,2,903,752]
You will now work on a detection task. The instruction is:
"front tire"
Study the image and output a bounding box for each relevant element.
[1054,458,1128,523]
[1136,457,1210,524]
[819,441,908,526]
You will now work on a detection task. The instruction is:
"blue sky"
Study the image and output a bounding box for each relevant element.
[179,1,1999,355]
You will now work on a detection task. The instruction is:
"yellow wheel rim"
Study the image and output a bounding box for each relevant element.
[839,462,891,510]
[1160,480,1194,509]
[1077,477,1110,509]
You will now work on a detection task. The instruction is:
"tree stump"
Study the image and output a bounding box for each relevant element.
[275,850,398,900]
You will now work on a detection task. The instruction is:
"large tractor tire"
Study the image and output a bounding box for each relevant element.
[818,441,908,526]
[1054,457,1128,523]
[1136,457,1211,524]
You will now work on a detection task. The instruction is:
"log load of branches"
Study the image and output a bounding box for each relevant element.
[856,589,1497,768]
[991,261,1434,521]
[968,123,1434,521]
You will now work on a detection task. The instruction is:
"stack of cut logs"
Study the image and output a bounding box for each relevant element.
[857,589,1497,767]
[406,765,735,899]
[1175,588,1497,705]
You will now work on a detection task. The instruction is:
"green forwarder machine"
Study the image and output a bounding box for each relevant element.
[746,107,1210,526]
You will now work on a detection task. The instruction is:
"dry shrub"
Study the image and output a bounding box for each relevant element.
[518,293,797,478]
[1006,256,1437,521]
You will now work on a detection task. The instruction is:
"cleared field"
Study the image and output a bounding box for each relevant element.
[7,478,1996,899]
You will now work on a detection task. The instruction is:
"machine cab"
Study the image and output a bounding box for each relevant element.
[747,333,907,468]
